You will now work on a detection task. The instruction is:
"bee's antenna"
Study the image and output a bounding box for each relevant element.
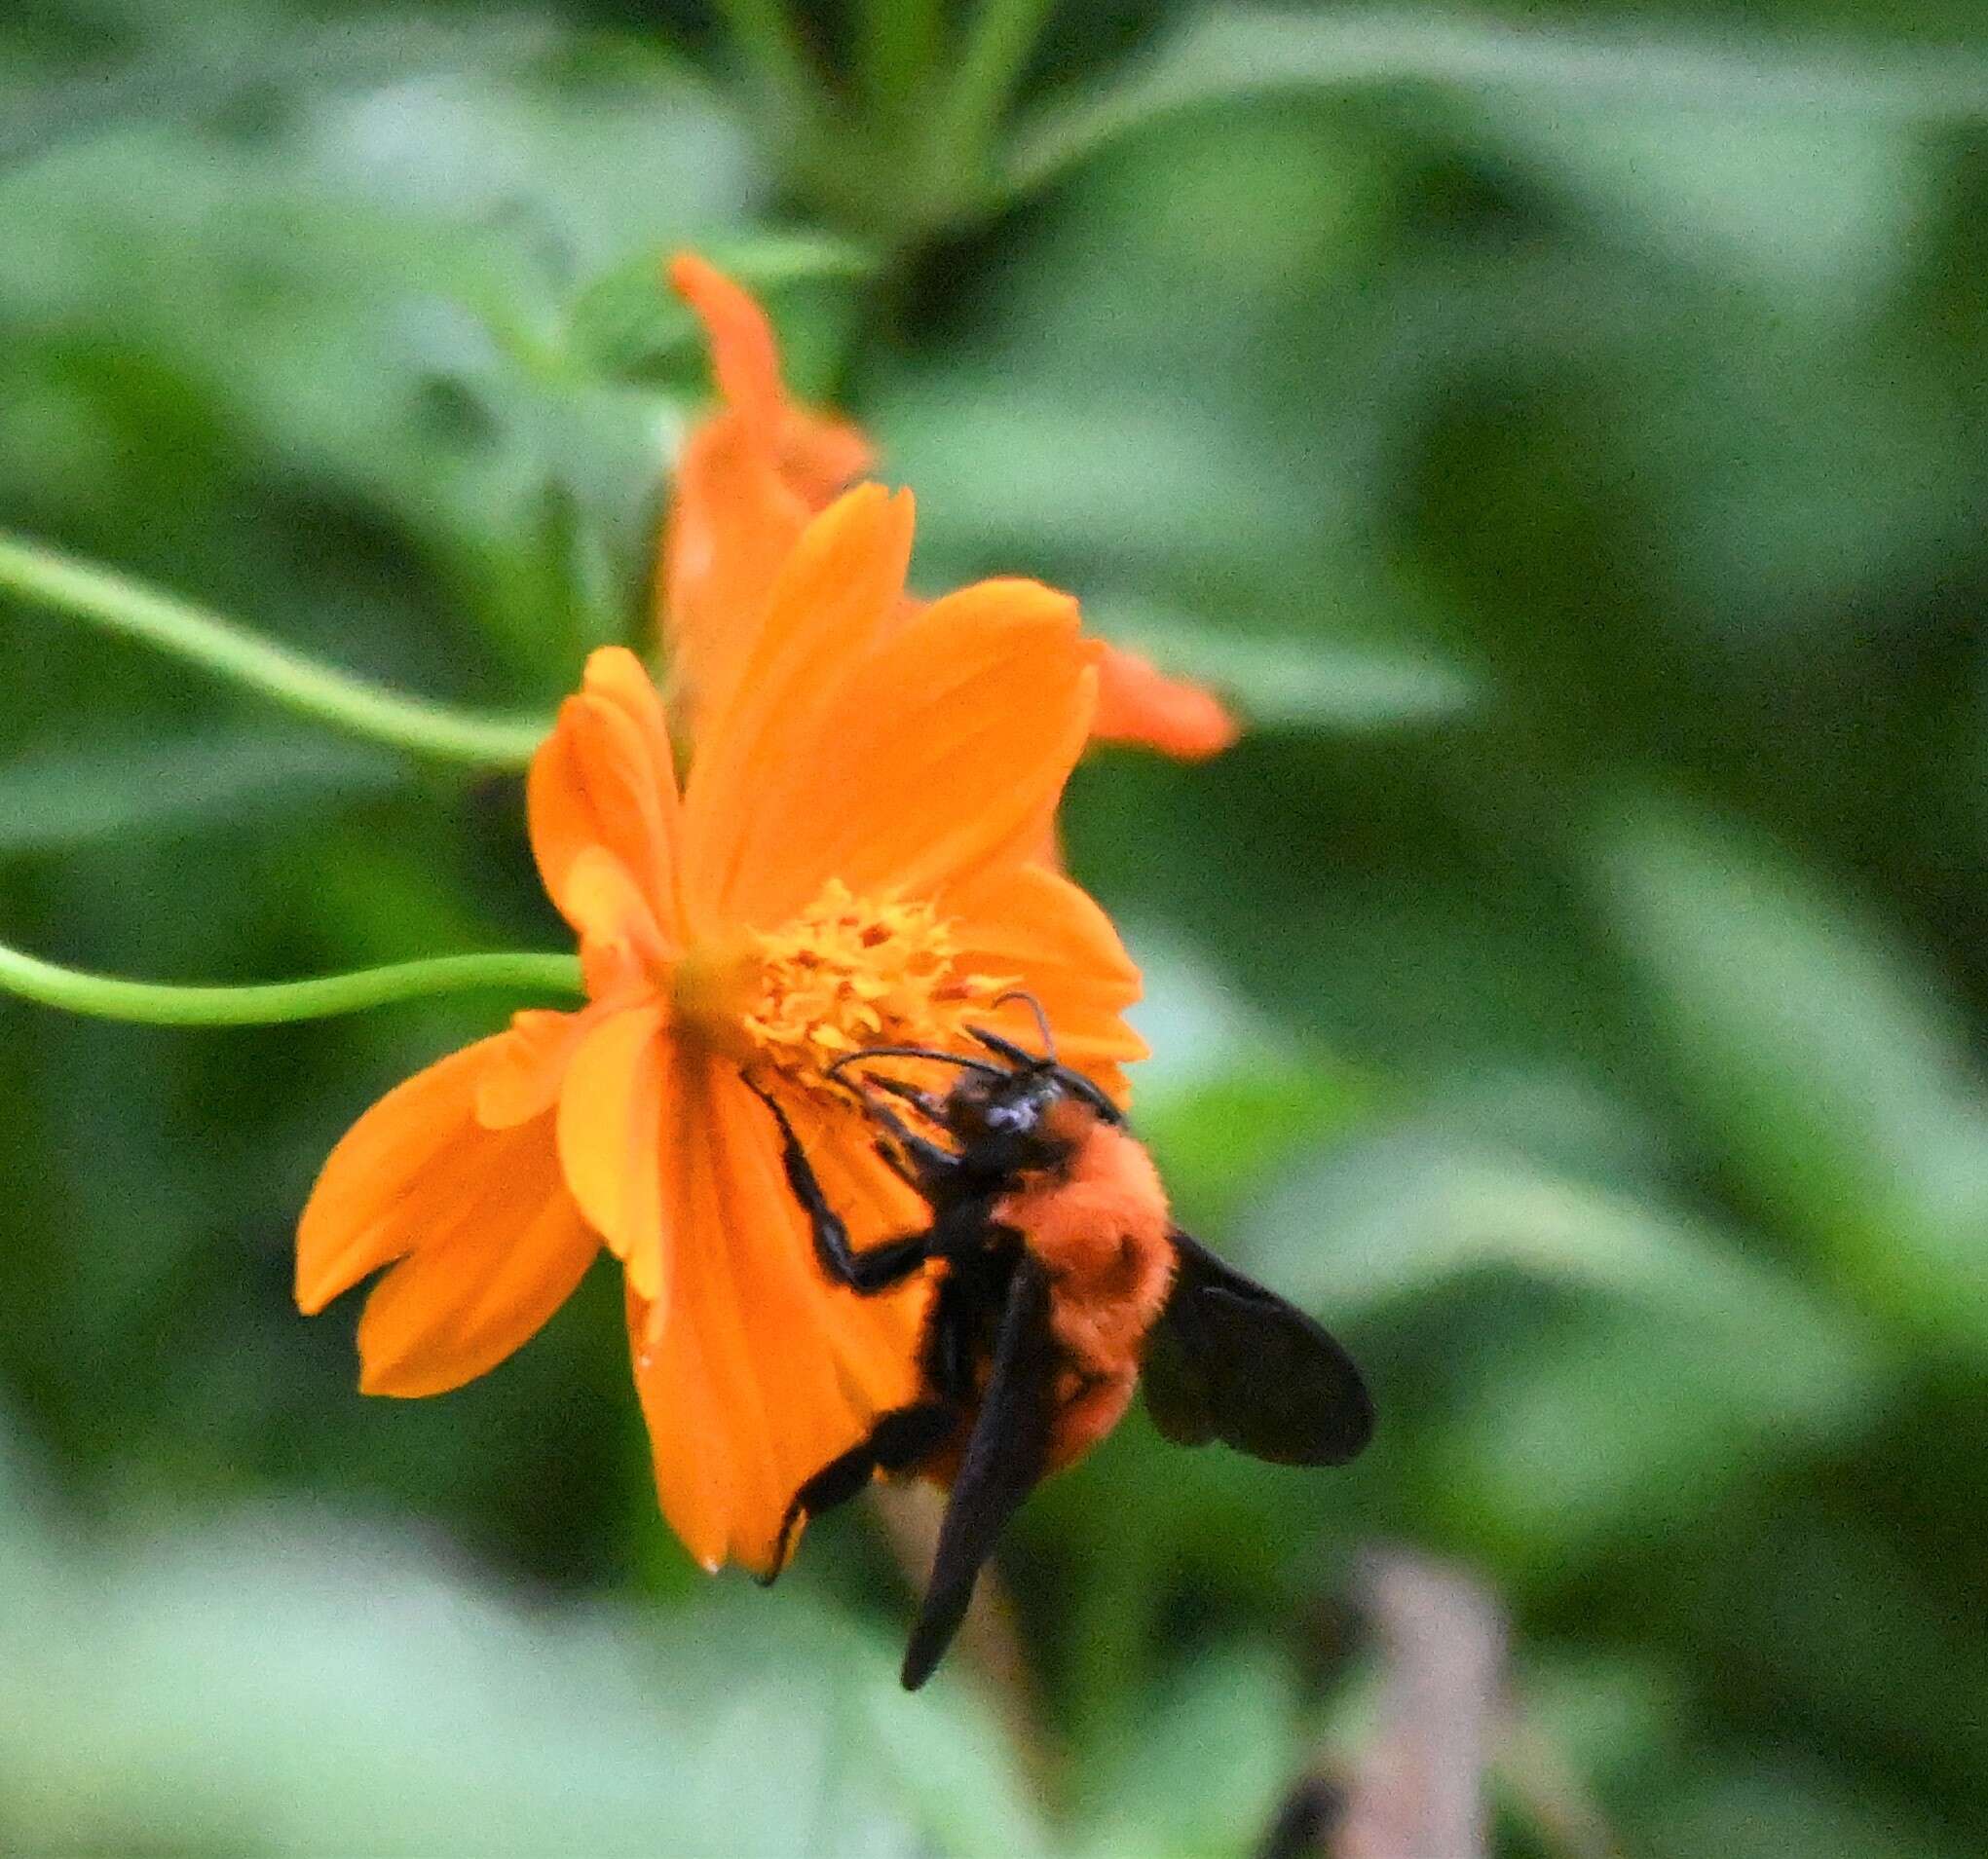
[867,1075,939,1110]
[964,1025,1040,1069]
[1050,1066,1126,1125]
[991,989,1057,1060]
[825,1045,1008,1082]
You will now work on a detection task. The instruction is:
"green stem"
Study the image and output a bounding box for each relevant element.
[0,943,583,1026]
[929,0,1059,191]
[858,0,943,119]
[0,533,551,768]
[710,0,822,119]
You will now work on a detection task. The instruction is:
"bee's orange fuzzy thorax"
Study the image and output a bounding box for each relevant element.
[994,1110,1176,1472]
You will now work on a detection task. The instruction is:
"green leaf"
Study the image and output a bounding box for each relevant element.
[0,20,758,692]
[860,1664,1052,1859]
[1256,1130,1876,1364]
[0,730,405,859]
[1251,1134,1885,1560]
[1437,1307,1867,1563]
[1473,103,1922,306]
[0,11,566,168]
[1002,8,1988,201]
[1073,1644,1299,1859]
[1596,797,1988,1353]
[1126,932,1374,1222]
[1686,1517,1988,1807]
[0,1444,1049,1858]
[1091,600,1480,734]
[1651,1756,1972,1859]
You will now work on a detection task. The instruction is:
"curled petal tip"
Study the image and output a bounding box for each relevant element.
[1091,646,1241,761]
[581,643,648,686]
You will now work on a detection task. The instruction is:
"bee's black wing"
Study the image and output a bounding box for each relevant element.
[901,1252,1056,1691]
[1142,1230,1372,1467]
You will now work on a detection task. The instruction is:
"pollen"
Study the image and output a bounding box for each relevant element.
[735,878,1009,1089]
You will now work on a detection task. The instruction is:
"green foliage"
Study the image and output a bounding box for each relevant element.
[5,0,1988,1853]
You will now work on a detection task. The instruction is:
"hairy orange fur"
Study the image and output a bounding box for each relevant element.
[993,1102,1176,1471]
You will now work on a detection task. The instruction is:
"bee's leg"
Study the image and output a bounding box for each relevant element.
[873,1136,920,1187]
[763,1400,956,1582]
[746,1078,933,1292]
[865,1074,950,1128]
[844,1081,958,1187]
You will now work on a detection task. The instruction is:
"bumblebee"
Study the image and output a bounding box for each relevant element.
[752,999,1373,1689]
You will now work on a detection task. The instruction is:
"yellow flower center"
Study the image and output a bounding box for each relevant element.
[672,878,1011,1091]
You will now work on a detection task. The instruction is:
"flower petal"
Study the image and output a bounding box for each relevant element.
[709,575,1097,930]
[944,862,1148,1103]
[630,1058,928,1576]
[659,419,810,745]
[781,1098,932,1417]
[682,484,917,925]
[528,647,683,946]
[658,257,877,749]
[356,1146,598,1397]
[556,1002,670,1303]
[475,1008,598,1130]
[668,252,785,443]
[666,252,872,504]
[628,1279,732,1573]
[1091,645,1241,761]
[561,845,671,999]
[296,1034,600,1395]
[297,1038,506,1314]
[668,1063,823,1572]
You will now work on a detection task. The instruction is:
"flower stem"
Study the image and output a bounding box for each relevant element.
[929,0,1059,191]
[0,533,551,768]
[710,0,822,119]
[858,0,942,118]
[0,943,583,1026]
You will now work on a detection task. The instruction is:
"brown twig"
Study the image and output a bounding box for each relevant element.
[1257,1548,1627,1859]
[1332,1549,1506,1859]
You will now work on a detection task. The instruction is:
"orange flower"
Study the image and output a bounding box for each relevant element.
[298,484,1145,1575]
[661,252,1239,761]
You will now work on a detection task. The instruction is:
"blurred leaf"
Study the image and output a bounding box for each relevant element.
[1508,1647,1688,1804]
[1254,1132,1885,1558]
[1597,798,1988,1353]
[1475,102,1923,306]
[1256,1127,1878,1365]
[1437,1307,1863,1564]
[1091,599,1481,735]
[1004,9,1988,200]
[1649,1757,1970,1859]
[0,730,404,859]
[1127,930,1376,1221]
[878,375,1322,581]
[1073,1643,1298,1859]
[0,18,759,691]
[860,1670,1052,1859]
[1689,1517,1988,1806]
[0,6,566,167]
[1142,1059,1372,1235]
[0,1427,1047,1859]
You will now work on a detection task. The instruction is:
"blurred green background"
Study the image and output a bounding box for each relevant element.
[5,1,1988,1853]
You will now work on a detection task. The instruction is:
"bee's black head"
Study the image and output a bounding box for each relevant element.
[824,1000,1123,1179]
[937,1044,1121,1177]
